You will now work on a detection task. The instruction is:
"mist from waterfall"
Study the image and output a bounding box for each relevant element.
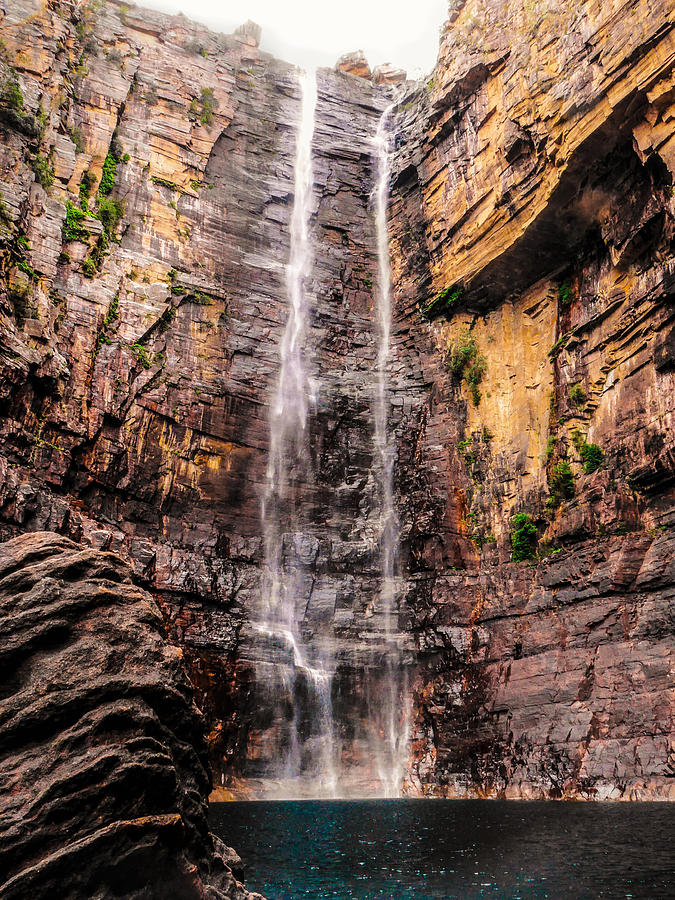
[370,102,411,798]
[257,70,338,798]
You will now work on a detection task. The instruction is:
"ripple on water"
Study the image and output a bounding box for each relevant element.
[209,799,675,900]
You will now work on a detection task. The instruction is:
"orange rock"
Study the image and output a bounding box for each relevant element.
[336,50,372,79]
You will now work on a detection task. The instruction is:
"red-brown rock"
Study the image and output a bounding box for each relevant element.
[0,531,264,898]
[335,50,372,79]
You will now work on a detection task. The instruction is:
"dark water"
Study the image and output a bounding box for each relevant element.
[210,799,675,899]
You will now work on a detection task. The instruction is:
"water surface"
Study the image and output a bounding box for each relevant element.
[210,799,674,899]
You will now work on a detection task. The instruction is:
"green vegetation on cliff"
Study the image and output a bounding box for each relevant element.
[30,153,54,189]
[189,87,218,126]
[580,442,603,473]
[0,72,23,113]
[572,429,603,473]
[421,285,462,320]
[511,513,538,561]
[99,152,118,195]
[63,202,88,242]
[446,328,487,405]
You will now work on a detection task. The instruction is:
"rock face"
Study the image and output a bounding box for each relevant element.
[0,0,407,795]
[0,531,262,899]
[0,0,672,802]
[385,0,675,799]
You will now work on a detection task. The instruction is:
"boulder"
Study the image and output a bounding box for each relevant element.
[336,50,371,79]
[0,532,263,900]
[372,63,406,85]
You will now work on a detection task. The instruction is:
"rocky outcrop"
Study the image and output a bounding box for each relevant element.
[336,50,371,79]
[0,531,262,898]
[335,54,407,86]
[372,64,407,86]
[386,0,675,799]
[0,0,672,802]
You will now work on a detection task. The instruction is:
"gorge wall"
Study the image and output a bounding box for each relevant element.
[0,0,673,802]
[0,0,411,797]
[387,0,675,800]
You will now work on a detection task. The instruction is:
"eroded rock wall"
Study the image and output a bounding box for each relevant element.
[0,0,406,794]
[387,0,675,799]
[0,531,262,899]
[0,0,672,802]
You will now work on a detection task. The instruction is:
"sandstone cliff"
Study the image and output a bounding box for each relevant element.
[388,0,675,799]
[0,0,672,801]
[0,0,403,794]
[0,531,262,899]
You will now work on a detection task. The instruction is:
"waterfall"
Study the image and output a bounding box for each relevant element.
[257,70,338,798]
[253,80,410,800]
[370,102,411,798]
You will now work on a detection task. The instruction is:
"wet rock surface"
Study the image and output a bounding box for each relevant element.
[0,0,407,794]
[0,531,263,899]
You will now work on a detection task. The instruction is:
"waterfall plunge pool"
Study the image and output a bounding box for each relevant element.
[210,799,674,899]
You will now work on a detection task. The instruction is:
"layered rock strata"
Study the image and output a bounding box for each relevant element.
[386,0,675,799]
[0,0,673,801]
[0,531,262,899]
[0,0,411,795]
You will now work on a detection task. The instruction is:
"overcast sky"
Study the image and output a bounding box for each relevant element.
[138,0,449,78]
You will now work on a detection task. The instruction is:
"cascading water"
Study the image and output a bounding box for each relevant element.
[253,81,410,800]
[257,70,338,798]
[369,101,411,797]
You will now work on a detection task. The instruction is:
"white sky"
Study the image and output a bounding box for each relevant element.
[137,0,449,78]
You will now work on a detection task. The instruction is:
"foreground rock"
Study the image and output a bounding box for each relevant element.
[0,532,263,900]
